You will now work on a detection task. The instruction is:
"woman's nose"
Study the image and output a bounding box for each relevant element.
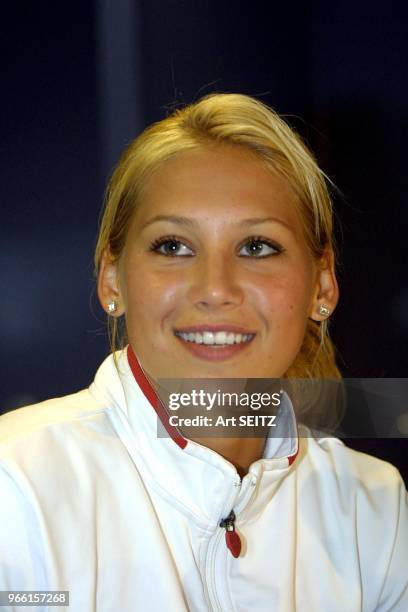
[187,253,244,310]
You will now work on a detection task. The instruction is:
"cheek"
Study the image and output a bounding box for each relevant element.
[122,266,186,321]
[250,271,312,319]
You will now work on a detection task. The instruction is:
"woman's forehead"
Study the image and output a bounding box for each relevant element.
[131,145,302,229]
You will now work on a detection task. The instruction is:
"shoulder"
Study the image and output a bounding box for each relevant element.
[0,388,108,445]
[0,387,115,591]
[0,390,116,483]
[302,428,404,491]
[303,431,407,559]
[300,429,408,608]
[0,351,127,442]
[0,353,127,470]
[298,428,406,529]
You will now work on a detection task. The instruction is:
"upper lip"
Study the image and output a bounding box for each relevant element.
[174,324,256,334]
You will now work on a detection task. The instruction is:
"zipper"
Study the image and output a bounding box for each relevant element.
[219,510,241,558]
[219,473,257,558]
[204,528,225,611]
[203,474,241,610]
[203,473,257,610]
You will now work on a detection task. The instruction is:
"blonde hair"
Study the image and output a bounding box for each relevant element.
[95,93,341,379]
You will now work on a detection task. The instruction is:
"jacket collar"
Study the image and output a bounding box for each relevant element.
[127,344,299,464]
[91,346,301,527]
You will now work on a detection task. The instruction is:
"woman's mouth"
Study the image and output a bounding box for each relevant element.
[174,328,256,361]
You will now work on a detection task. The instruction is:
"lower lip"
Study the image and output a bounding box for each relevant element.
[174,335,255,361]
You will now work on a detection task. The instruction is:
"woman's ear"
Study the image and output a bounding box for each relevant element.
[97,248,125,316]
[309,247,339,322]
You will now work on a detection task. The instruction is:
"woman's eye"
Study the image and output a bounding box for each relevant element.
[151,238,194,257]
[239,239,280,257]
[150,236,281,258]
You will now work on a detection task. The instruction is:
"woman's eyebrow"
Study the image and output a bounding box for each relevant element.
[238,216,294,232]
[141,215,196,230]
[141,214,294,232]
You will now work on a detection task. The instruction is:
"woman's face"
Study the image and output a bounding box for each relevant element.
[110,145,335,380]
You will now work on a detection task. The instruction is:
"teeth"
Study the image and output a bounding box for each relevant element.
[176,330,253,345]
[215,332,227,345]
[203,331,215,345]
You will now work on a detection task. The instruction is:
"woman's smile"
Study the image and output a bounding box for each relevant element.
[173,324,256,361]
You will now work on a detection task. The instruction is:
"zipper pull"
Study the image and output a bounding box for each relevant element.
[219,510,241,558]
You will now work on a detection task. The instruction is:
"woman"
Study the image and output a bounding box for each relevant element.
[1,93,407,611]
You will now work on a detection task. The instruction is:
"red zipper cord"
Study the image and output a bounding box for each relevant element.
[220,510,241,558]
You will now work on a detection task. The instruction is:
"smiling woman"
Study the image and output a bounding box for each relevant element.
[1,94,407,611]
[96,94,340,383]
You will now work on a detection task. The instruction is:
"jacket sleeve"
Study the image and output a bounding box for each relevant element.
[0,463,48,599]
[375,470,408,611]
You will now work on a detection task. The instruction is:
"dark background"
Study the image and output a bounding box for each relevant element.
[1,2,407,480]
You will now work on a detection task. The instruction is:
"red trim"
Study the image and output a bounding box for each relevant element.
[287,415,300,466]
[127,345,187,449]
[288,449,299,466]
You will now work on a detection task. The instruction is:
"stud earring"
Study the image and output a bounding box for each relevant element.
[108,300,117,314]
[319,304,330,317]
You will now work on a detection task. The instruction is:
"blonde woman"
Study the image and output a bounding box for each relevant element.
[1,94,407,611]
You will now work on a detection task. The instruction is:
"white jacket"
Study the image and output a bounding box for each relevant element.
[0,347,407,612]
